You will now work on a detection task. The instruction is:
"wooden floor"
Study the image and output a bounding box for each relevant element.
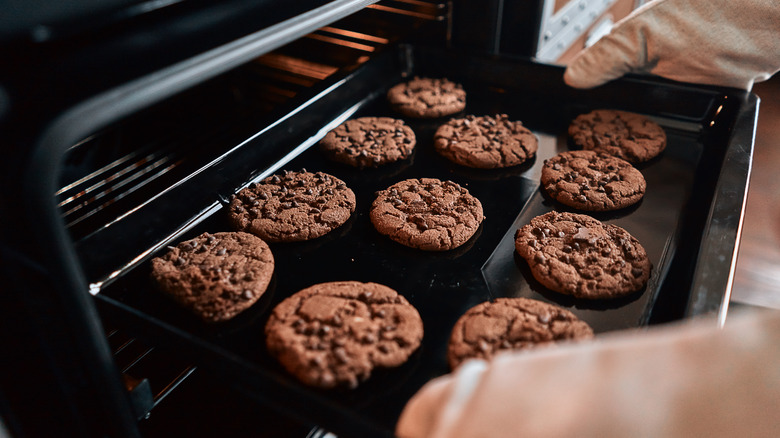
[730,75,780,310]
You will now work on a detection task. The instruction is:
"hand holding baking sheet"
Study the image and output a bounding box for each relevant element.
[395,310,780,438]
[564,0,780,90]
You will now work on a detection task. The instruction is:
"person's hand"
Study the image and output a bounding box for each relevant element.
[396,310,780,438]
[564,0,780,90]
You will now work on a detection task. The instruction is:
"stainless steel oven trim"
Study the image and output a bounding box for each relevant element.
[685,95,758,326]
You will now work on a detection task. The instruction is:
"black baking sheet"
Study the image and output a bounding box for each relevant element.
[96,46,728,437]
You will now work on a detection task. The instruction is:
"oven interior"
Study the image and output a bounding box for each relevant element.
[2,0,755,437]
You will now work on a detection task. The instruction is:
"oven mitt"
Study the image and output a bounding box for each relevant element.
[396,310,780,438]
[563,0,780,90]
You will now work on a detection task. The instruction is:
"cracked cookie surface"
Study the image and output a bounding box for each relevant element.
[448,297,593,369]
[265,281,423,389]
[319,117,416,168]
[541,150,646,211]
[434,114,538,169]
[568,109,666,164]
[515,211,651,299]
[150,231,274,323]
[370,178,484,251]
[229,170,356,243]
[386,77,466,118]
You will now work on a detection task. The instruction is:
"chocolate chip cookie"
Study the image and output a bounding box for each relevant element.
[386,77,466,118]
[541,150,646,211]
[370,178,484,251]
[568,109,666,164]
[447,297,594,369]
[514,211,651,299]
[229,170,356,243]
[150,231,274,323]
[434,114,538,169]
[319,117,416,168]
[265,281,423,389]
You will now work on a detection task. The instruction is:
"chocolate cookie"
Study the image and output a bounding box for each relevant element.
[229,170,356,243]
[447,297,594,369]
[265,281,423,389]
[514,211,651,299]
[541,150,646,211]
[568,109,666,164]
[319,117,416,168]
[370,178,484,251]
[434,114,538,169]
[386,77,466,118]
[150,231,274,323]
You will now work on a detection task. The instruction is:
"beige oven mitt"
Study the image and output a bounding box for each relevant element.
[563,0,780,90]
[395,310,780,438]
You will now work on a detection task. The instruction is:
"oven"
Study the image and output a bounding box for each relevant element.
[0,1,756,437]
